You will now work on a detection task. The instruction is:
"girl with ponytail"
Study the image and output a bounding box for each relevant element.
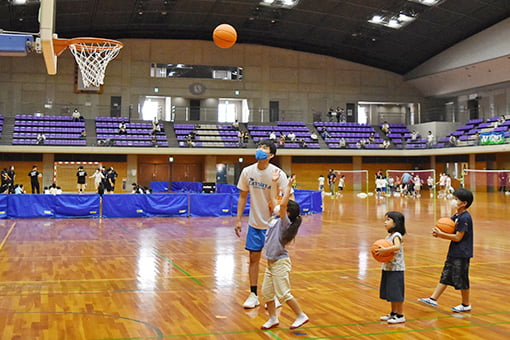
[260,171,309,330]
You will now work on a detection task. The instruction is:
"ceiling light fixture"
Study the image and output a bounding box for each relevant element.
[408,0,444,6]
[368,12,416,29]
[259,0,299,9]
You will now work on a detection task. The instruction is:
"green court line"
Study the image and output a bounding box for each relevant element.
[153,249,203,285]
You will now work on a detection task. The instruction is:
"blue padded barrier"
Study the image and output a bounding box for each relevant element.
[102,194,188,218]
[189,193,232,217]
[230,193,251,217]
[8,194,56,218]
[7,194,100,219]
[150,181,169,192]
[216,184,239,194]
[54,194,100,218]
[0,195,7,218]
[2,189,321,219]
[294,189,323,214]
[171,181,203,193]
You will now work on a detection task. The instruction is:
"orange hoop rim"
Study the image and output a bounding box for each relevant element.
[53,37,123,56]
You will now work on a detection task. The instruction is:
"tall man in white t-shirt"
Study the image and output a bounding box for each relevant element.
[235,139,289,309]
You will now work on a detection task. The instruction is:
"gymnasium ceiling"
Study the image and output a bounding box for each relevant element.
[1,0,509,75]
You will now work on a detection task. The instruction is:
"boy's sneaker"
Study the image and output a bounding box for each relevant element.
[387,315,406,324]
[243,293,260,309]
[261,317,279,330]
[452,304,471,313]
[418,297,438,307]
[380,313,393,321]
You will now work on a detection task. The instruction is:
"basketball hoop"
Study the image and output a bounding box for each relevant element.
[53,37,123,88]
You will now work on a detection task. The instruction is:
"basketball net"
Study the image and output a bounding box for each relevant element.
[68,38,123,88]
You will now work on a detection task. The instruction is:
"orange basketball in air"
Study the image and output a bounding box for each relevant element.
[371,239,394,263]
[436,217,456,234]
[213,24,237,48]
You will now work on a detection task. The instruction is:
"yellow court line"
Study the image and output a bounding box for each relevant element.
[0,222,16,251]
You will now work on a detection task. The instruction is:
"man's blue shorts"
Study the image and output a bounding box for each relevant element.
[245,226,266,252]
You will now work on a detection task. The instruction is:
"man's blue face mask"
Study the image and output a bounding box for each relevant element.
[255,149,269,160]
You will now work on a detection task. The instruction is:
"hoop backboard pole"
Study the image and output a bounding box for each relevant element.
[39,0,57,75]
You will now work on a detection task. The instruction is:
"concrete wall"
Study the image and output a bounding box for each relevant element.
[0,39,423,122]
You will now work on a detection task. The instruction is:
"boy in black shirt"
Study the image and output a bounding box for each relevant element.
[419,188,474,312]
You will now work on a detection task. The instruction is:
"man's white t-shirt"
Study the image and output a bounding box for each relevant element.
[237,163,289,230]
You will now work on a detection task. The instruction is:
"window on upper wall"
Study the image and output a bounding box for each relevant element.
[150,64,243,80]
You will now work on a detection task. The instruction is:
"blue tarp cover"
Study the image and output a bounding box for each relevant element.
[150,181,169,192]
[171,181,202,193]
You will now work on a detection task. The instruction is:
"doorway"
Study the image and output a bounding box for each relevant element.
[138,163,170,188]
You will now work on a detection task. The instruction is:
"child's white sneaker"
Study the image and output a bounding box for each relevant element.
[290,313,309,329]
[261,317,279,330]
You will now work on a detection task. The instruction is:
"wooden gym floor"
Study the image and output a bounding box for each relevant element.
[0,192,509,339]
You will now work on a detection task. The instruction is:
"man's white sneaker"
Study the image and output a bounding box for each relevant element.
[243,292,260,309]
[261,317,279,330]
[290,313,309,329]
[452,304,471,313]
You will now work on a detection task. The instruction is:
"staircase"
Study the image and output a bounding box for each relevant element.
[0,116,15,145]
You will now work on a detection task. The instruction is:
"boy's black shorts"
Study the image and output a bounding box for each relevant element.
[440,257,470,290]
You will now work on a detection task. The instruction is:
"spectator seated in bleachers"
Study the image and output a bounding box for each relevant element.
[72,108,82,122]
[383,139,391,149]
[410,130,419,141]
[277,135,286,148]
[381,121,390,135]
[269,131,277,141]
[287,131,296,142]
[319,127,331,139]
[36,133,46,145]
[368,132,376,144]
[98,138,115,147]
[449,135,457,147]
[339,137,346,148]
[298,137,307,148]
[232,119,239,130]
[310,131,318,141]
[118,122,127,134]
[80,129,87,138]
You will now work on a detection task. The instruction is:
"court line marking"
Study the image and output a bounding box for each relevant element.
[153,249,203,285]
[0,222,16,251]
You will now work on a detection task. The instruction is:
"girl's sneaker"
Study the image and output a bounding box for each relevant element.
[380,313,393,321]
[387,315,406,324]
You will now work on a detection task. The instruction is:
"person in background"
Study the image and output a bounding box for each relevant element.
[14,184,25,194]
[28,165,42,194]
[427,131,434,148]
[72,108,81,122]
[36,133,46,145]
